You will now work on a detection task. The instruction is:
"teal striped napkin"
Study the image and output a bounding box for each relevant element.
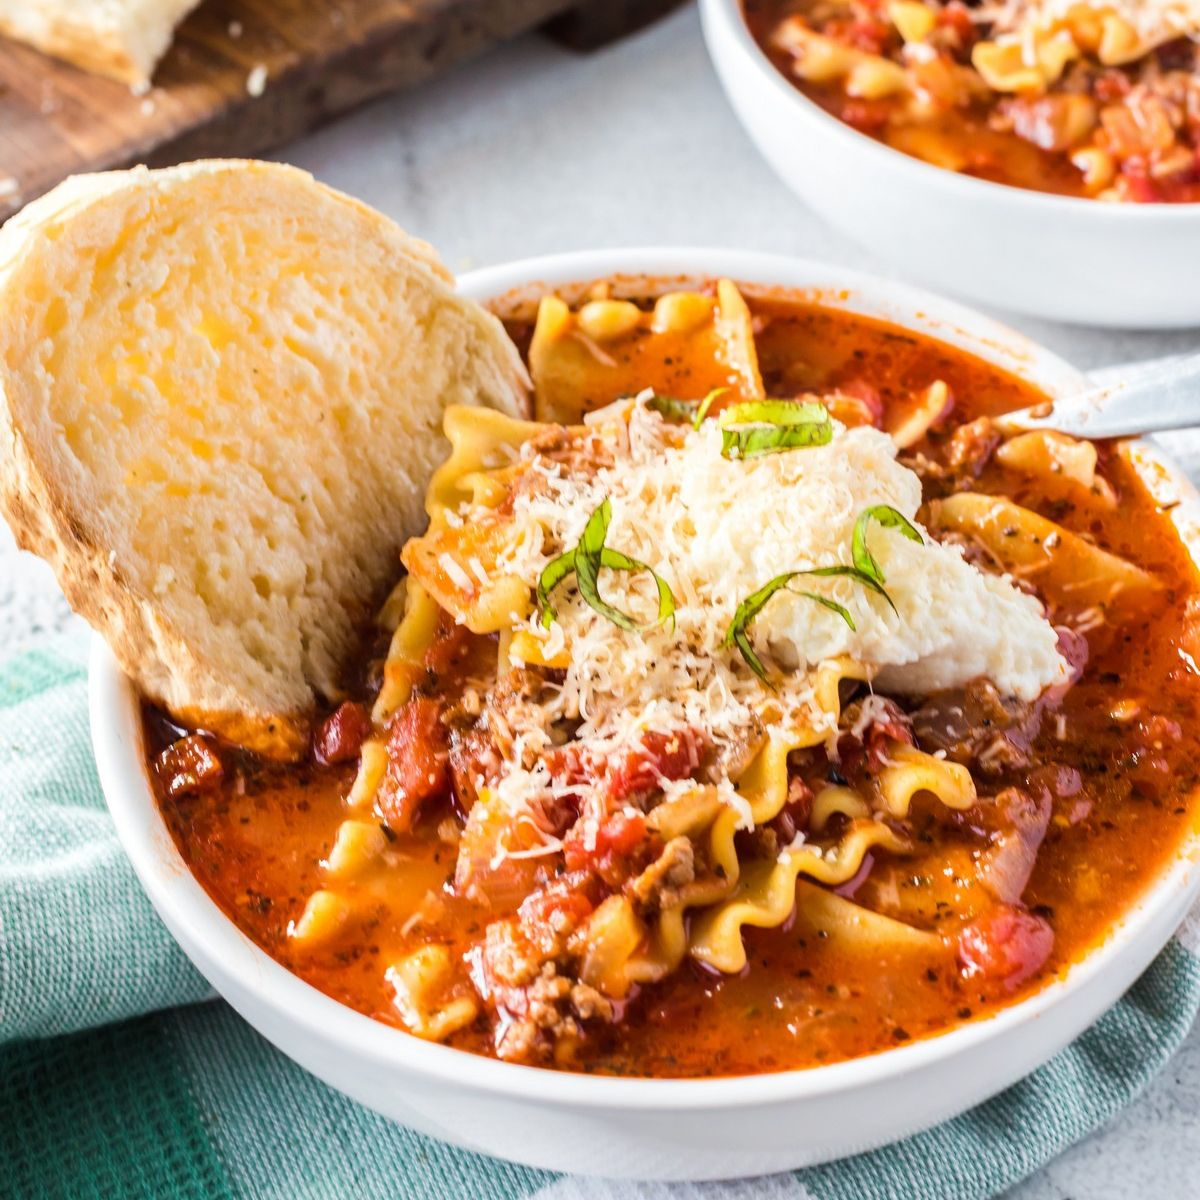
[6,396,1200,1200]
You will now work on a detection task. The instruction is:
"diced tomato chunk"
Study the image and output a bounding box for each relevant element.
[547,728,697,883]
[824,14,889,54]
[840,99,892,133]
[518,877,596,950]
[377,697,448,832]
[312,701,372,765]
[563,810,648,875]
[546,728,703,805]
[957,904,1054,989]
[448,725,499,815]
[837,378,884,426]
[1120,159,1162,203]
[606,729,702,802]
[424,615,477,681]
[1093,69,1131,104]
[771,776,814,845]
[155,734,224,799]
[837,696,915,779]
[543,742,587,789]
[936,2,976,45]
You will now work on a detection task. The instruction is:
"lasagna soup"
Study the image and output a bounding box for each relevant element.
[746,0,1200,201]
[150,280,1200,1076]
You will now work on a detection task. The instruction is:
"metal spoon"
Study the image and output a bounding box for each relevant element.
[995,351,1200,439]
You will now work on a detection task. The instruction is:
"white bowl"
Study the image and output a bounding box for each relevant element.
[92,248,1200,1181]
[700,0,1200,329]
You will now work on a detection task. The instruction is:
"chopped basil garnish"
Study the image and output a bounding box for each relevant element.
[643,387,730,427]
[720,422,833,460]
[645,394,697,422]
[692,386,729,430]
[536,546,579,628]
[717,398,832,461]
[648,393,835,461]
[723,570,854,685]
[804,564,898,615]
[723,562,901,685]
[536,499,676,633]
[851,504,924,586]
[717,399,829,428]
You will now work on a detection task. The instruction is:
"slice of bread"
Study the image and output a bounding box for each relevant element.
[0,160,530,758]
[0,0,201,85]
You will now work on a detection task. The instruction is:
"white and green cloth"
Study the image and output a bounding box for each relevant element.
[4,424,1200,1200]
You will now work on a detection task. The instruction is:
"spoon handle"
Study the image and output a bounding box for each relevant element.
[997,351,1200,439]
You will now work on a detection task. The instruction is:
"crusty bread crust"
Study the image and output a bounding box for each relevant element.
[0,160,530,759]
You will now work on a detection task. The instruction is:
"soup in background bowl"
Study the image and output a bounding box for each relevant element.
[745,0,1200,203]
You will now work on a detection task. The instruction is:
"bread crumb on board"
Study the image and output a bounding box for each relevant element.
[246,64,268,97]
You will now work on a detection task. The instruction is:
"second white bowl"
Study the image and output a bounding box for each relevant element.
[701,0,1200,329]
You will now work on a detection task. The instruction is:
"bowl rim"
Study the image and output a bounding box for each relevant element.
[94,245,1200,1113]
[700,0,1200,221]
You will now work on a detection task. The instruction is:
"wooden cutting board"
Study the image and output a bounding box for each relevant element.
[0,0,680,224]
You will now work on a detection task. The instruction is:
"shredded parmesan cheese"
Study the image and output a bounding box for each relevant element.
[467,555,491,588]
[500,402,1065,703]
[847,693,898,740]
[465,401,1066,825]
[439,552,474,593]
